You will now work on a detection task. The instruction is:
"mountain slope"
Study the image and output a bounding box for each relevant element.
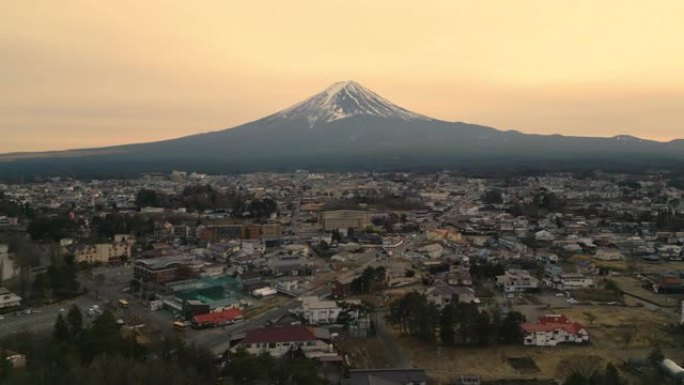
[1,81,683,178]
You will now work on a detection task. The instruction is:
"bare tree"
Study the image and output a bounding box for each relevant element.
[556,354,605,381]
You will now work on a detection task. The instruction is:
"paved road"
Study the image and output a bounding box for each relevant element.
[0,296,100,340]
[375,310,411,368]
[191,284,331,355]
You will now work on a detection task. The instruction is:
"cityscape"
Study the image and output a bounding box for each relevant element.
[1,170,684,384]
[2,1,684,385]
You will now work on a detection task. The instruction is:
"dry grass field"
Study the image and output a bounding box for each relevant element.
[242,295,289,318]
[388,304,684,384]
[336,337,392,369]
[612,276,681,307]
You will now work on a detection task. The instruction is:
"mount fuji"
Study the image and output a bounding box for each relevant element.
[1,81,683,178]
[272,80,430,125]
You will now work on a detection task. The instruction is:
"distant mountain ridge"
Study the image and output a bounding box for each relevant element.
[1,81,683,178]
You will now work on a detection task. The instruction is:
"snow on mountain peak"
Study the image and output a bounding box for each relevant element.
[273,80,430,126]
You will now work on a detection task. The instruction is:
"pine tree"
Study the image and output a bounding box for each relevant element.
[475,311,492,346]
[563,372,588,385]
[498,311,526,344]
[439,304,456,345]
[53,313,71,342]
[604,362,621,385]
[67,305,83,339]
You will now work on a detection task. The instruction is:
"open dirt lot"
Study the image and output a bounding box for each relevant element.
[242,295,289,318]
[336,337,392,369]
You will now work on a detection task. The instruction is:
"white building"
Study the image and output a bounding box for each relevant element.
[241,240,266,256]
[0,287,22,309]
[534,230,555,242]
[74,234,135,264]
[555,273,594,290]
[230,326,337,359]
[522,314,589,346]
[296,296,360,325]
[496,270,540,293]
[594,248,624,261]
[0,244,18,282]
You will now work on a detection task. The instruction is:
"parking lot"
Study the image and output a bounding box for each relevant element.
[0,295,101,340]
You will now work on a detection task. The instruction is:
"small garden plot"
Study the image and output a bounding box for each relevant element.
[507,357,540,374]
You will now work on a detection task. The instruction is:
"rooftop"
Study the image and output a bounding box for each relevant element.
[242,326,326,344]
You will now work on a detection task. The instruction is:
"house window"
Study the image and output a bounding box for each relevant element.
[268,343,276,348]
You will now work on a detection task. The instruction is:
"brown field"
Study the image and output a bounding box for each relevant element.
[559,305,680,349]
[593,260,630,272]
[389,305,684,384]
[634,261,684,275]
[242,295,289,318]
[612,276,682,307]
[336,337,391,369]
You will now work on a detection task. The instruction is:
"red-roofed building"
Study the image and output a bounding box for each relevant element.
[230,326,338,359]
[191,308,243,328]
[521,314,589,346]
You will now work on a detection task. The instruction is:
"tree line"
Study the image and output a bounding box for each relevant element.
[135,185,278,218]
[388,292,526,346]
[1,306,326,385]
[31,254,82,302]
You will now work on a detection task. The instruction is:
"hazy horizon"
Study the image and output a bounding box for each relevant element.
[3,1,684,153]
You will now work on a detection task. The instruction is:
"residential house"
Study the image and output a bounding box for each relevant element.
[230,326,337,359]
[295,296,360,325]
[0,348,26,369]
[534,230,555,242]
[331,275,356,299]
[425,281,479,307]
[522,314,589,346]
[0,287,22,309]
[555,273,594,290]
[419,243,444,259]
[496,270,540,293]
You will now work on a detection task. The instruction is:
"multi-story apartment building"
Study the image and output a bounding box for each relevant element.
[73,235,135,264]
[319,210,371,231]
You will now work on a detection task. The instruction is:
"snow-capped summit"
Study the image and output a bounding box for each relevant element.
[273,80,430,126]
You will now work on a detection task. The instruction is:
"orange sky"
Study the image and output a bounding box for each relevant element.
[2,0,684,153]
